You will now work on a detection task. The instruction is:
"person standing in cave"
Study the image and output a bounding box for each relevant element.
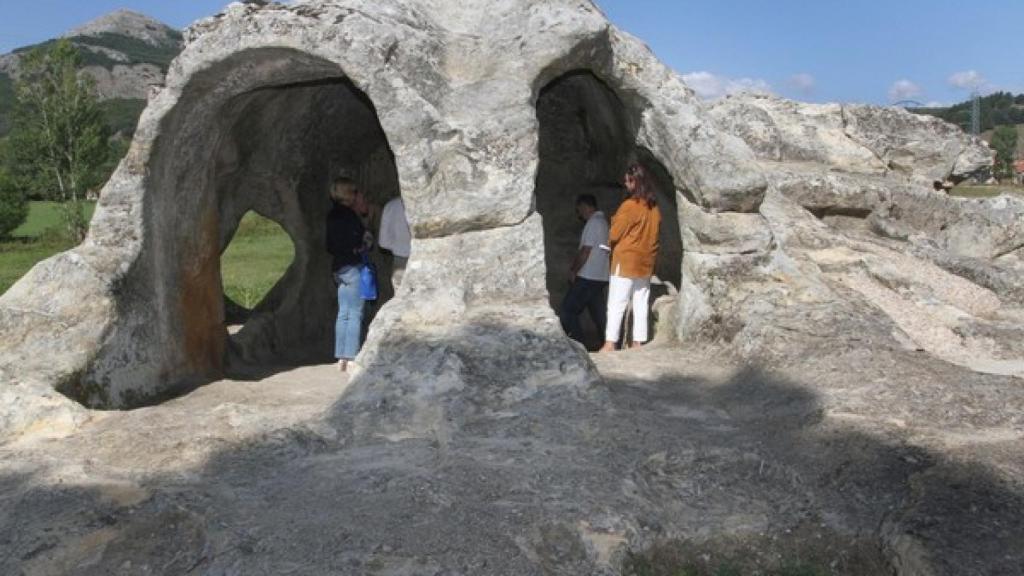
[559,194,609,347]
[378,196,412,292]
[599,163,661,352]
[326,177,370,372]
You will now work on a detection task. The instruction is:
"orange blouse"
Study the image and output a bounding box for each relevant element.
[609,197,661,278]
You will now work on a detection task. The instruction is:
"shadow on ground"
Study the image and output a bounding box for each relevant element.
[1,323,1022,575]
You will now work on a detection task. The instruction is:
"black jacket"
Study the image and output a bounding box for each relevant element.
[325,204,365,272]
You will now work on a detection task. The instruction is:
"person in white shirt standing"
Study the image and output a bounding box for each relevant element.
[378,196,412,291]
[559,194,610,347]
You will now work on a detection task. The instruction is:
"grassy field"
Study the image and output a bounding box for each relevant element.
[10,201,97,238]
[0,202,97,294]
[220,213,294,309]
[1,202,294,308]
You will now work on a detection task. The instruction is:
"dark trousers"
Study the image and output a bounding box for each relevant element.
[559,277,608,344]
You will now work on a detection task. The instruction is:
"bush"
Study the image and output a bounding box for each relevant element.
[0,169,28,239]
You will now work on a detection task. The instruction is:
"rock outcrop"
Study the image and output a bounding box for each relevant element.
[0,0,1019,431]
[0,0,772,411]
[1,2,1023,574]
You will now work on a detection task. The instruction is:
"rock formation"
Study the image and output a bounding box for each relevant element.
[0,0,778,411]
[1,1,1022,574]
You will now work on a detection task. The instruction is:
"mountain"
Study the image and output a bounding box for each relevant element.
[0,10,183,136]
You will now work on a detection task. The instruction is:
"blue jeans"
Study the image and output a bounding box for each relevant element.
[559,277,608,343]
[334,266,364,360]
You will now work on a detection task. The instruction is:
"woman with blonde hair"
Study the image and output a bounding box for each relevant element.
[326,177,370,371]
[599,162,661,352]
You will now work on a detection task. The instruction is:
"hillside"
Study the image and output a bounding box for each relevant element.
[0,10,182,137]
[912,91,1024,136]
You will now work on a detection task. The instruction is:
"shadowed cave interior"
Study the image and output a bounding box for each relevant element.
[535,70,683,349]
[212,77,404,376]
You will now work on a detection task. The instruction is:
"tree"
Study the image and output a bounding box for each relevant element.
[7,39,108,242]
[0,165,28,238]
[990,125,1018,181]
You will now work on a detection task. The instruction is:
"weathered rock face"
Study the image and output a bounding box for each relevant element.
[0,0,1018,413]
[1,2,1024,574]
[687,92,1024,377]
[0,0,771,412]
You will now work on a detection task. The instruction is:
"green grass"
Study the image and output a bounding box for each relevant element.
[0,202,97,294]
[220,213,294,309]
[0,239,76,295]
[1,205,294,306]
[10,201,97,238]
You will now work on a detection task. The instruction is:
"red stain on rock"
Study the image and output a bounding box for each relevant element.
[178,207,225,378]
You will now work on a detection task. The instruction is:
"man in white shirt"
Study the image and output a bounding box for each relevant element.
[559,194,610,346]
[378,196,412,291]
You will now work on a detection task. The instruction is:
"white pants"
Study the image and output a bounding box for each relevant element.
[605,274,651,344]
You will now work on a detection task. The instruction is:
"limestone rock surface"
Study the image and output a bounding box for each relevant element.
[0,2,1022,574]
[0,0,767,410]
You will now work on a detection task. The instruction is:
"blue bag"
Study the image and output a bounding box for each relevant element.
[359,253,378,301]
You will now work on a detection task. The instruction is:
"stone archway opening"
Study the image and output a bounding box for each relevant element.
[219,210,296,325]
[535,70,683,349]
[213,77,402,376]
[142,49,403,391]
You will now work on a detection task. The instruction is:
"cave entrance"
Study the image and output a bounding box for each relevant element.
[210,75,403,376]
[535,71,683,350]
[142,48,405,389]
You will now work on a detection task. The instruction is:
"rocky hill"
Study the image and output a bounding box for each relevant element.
[0,10,182,135]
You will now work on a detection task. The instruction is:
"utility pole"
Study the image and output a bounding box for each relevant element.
[970,90,981,135]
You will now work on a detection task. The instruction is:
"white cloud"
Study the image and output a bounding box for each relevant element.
[948,70,987,91]
[924,101,949,108]
[888,79,922,102]
[681,71,772,100]
[788,73,816,95]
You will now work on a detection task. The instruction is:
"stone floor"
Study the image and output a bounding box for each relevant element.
[1,347,1022,575]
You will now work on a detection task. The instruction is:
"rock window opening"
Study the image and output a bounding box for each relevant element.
[535,70,683,350]
[221,211,296,322]
[220,210,296,368]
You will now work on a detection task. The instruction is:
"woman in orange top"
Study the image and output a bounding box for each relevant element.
[599,163,662,352]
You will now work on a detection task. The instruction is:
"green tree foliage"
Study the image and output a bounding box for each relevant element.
[6,39,109,242]
[98,98,147,136]
[0,73,15,135]
[916,92,1024,133]
[990,125,1018,180]
[0,157,29,238]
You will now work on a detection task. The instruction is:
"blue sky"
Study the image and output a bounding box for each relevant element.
[2,0,1021,105]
